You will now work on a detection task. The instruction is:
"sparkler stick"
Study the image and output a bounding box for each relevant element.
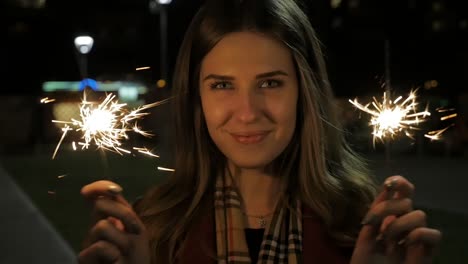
[52,92,170,159]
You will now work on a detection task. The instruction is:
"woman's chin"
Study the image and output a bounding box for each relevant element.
[228,158,272,171]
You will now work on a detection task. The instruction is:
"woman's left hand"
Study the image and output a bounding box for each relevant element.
[350,175,442,264]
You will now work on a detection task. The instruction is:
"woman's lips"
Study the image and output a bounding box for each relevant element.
[230,131,270,144]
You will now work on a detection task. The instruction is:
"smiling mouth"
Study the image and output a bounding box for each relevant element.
[230,131,270,144]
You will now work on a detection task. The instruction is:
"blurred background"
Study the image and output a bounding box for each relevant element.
[2,0,467,263]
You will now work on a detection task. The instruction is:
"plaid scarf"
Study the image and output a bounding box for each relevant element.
[214,174,303,263]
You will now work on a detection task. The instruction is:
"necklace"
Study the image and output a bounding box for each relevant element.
[242,211,275,228]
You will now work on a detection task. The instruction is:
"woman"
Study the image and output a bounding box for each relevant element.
[78,0,441,263]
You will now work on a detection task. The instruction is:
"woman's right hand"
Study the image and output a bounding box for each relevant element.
[78,180,151,264]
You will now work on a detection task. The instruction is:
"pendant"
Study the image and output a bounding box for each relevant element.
[258,217,267,228]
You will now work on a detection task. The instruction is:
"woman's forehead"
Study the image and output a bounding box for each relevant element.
[200,31,295,76]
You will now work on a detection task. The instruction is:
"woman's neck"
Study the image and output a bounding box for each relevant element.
[228,164,282,215]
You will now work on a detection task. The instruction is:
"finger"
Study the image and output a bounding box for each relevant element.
[78,240,121,264]
[87,219,131,255]
[369,175,413,209]
[81,180,123,198]
[370,183,393,207]
[108,216,125,231]
[93,198,143,235]
[405,227,442,248]
[387,176,414,199]
[384,210,427,242]
[382,176,415,200]
[379,215,397,233]
[357,177,416,255]
[362,198,413,227]
[404,244,429,264]
[81,180,131,207]
[404,228,442,264]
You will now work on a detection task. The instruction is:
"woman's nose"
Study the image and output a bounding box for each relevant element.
[234,91,262,124]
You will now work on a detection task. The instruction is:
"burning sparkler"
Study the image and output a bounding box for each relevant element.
[52,92,169,159]
[349,89,459,145]
[349,90,431,145]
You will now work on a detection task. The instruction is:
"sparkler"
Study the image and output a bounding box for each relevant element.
[349,89,459,145]
[52,92,169,159]
[349,90,431,145]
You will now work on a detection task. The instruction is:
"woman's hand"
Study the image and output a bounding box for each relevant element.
[351,176,442,264]
[78,180,150,264]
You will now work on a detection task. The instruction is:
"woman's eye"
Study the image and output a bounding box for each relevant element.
[210,82,233,90]
[260,79,282,88]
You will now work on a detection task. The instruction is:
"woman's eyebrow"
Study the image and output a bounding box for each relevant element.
[255,70,288,79]
[202,70,288,82]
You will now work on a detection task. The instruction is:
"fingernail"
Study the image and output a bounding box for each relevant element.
[376,233,385,242]
[361,213,379,226]
[397,238,407,246]
[107,185,123,195]
[385,178,398,190]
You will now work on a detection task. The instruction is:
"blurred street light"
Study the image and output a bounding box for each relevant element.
[157,0,172,4]
[74,36,94,55]
[74,35,94,79]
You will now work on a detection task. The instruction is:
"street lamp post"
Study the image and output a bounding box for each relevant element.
[160,3,168,80]
[74,35,94,79]
[384,39,392,164]
[150,0,171,85]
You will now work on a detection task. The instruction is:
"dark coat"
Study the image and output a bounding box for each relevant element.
[177,205,353,263]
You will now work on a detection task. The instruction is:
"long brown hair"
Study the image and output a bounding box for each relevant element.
[135,0,377,262]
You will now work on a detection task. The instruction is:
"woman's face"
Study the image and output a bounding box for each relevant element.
[199,31,298,170]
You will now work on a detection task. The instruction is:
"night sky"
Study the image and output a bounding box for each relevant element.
[4,0,468,97]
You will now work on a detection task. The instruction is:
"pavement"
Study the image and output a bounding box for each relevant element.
[0,166,77,264]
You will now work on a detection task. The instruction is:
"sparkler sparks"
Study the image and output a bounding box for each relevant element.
[157,166,175,172]
[422,108,458,140]
[135,66,151,71]
[440,113,457,121]
[40,97,56,104]
[133,147,160,158]
[51,92,169,159]
[424,124,455,141]
[349,90,431,145]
